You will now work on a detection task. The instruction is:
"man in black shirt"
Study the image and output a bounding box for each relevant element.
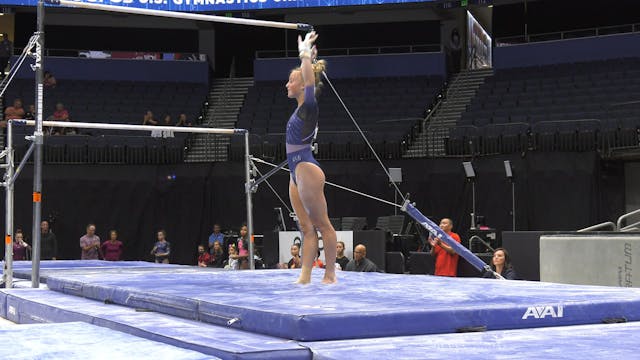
[40,220,58,260]
[0,34,12,79]
[345,244,380,272]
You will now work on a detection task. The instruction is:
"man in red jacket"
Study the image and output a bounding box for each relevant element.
[429,218,461,277]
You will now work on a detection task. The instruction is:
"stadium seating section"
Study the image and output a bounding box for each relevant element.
[232,75,443,161]
[3,79,208,164]
[447,58,640,156]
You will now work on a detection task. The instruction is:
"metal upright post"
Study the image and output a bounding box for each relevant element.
[244,132,255,270]
[3,121,15,288]
[511,180,516,231]
[471,181,477,230]
[32,0,45,288]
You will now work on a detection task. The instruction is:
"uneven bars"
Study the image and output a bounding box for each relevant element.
[45,0,313,31]
[14,119,244,135]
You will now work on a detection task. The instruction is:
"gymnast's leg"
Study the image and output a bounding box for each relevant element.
[294,162,337,284]
[290,178,319,284]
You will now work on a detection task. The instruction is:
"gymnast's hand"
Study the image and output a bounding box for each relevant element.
[298,31,318,59]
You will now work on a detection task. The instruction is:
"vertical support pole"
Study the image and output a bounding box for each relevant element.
[244,131,255,270]
[32,0,45,288]
[511,180,516,231]
[3,121,14,288]
[471,181,477,229]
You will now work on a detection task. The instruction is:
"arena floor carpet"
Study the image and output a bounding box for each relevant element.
[2,261,640,359]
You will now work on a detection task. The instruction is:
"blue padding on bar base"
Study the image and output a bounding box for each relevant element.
[42,266,640,341]
[0,288,309,360]
[0,322,216,360]
[304,322,640,359]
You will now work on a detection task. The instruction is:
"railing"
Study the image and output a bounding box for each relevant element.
[577,222,617,232]
[496,23,640,46]
[11,47,207,61]
[617,209,640,231]
[255,44,442,59]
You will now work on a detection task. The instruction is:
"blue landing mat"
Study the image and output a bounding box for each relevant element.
[0,289,308,360]
[304,322,640,360]
[0,322,216,360]
[43,268,640,341]
[4,260,188,282]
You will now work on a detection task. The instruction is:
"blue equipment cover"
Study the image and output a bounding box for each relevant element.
[0,321,216,360]
[43,267,640,341]
[0,288,310,360]
[303,322,640,360]
[4,260,186,282]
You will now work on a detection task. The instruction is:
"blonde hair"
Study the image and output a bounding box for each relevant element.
[292,59,327,97]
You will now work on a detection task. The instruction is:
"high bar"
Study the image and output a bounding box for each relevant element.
[13,119,244,135]
[45,0,313,31]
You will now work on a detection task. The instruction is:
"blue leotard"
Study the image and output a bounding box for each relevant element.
[286,85,320,185]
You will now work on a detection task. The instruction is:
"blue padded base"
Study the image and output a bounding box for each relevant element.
[303,322,640,359]
[0,288,309,360]
[0,322,215,360]
[39,264,640,341]
[5,260,190,282]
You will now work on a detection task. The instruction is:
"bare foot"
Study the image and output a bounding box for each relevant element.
[295,276,311,285]
[321,274,337,284]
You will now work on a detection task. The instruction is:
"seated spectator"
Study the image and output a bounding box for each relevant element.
[287,244,301,269]
[12,230,31,261]
[208,224,224,254]
[225,244,239,270]
[44,70,56,88]
[312,249,324,269]
[197,245,211,267]
[142,110,158,126]
[336,241,349,271]
[161,114,175,138]
[48,102,74,135]
[483,247,517,280]
[150,229,171,264]
[175,113,192,127]
[80,223,101,260]
[345,244,380,272]
[101,230,124,261]
[236,225,250,270]
[3,98,25,127]
[209,241,225,268]
[24,104,35,120]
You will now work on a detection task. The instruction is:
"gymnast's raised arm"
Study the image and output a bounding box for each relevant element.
[298,31,318,90]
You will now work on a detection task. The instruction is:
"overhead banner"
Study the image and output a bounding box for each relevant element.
[278,231,353,267]
[0,0,438,12]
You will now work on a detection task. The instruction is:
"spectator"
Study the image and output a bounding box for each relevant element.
[13,230,31,261]
[225,244,239,270]
[24,104,36,120]
[483,247,517,280]
[161,114,175,138]
[150,229,170,264]
[209,241,225,268]
[101,230,124,261]
[208,224,224,254]
[142,110,158,126]
[312,249,324,269]
[80,223,101,260]
[429,218,461,277]
[0,33,12,79]
[236,225,250,269]
[197,245,211,267]
[345,244,380,272]
[41,220,57,260]
[287,244,301,269]
[4,99,25,126]
[48,102,73,135]
[43,70,57,88]
[175,113,192,127]
[335,241,349,271]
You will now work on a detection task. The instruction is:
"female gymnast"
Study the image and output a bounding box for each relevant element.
[285,31,337,284]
